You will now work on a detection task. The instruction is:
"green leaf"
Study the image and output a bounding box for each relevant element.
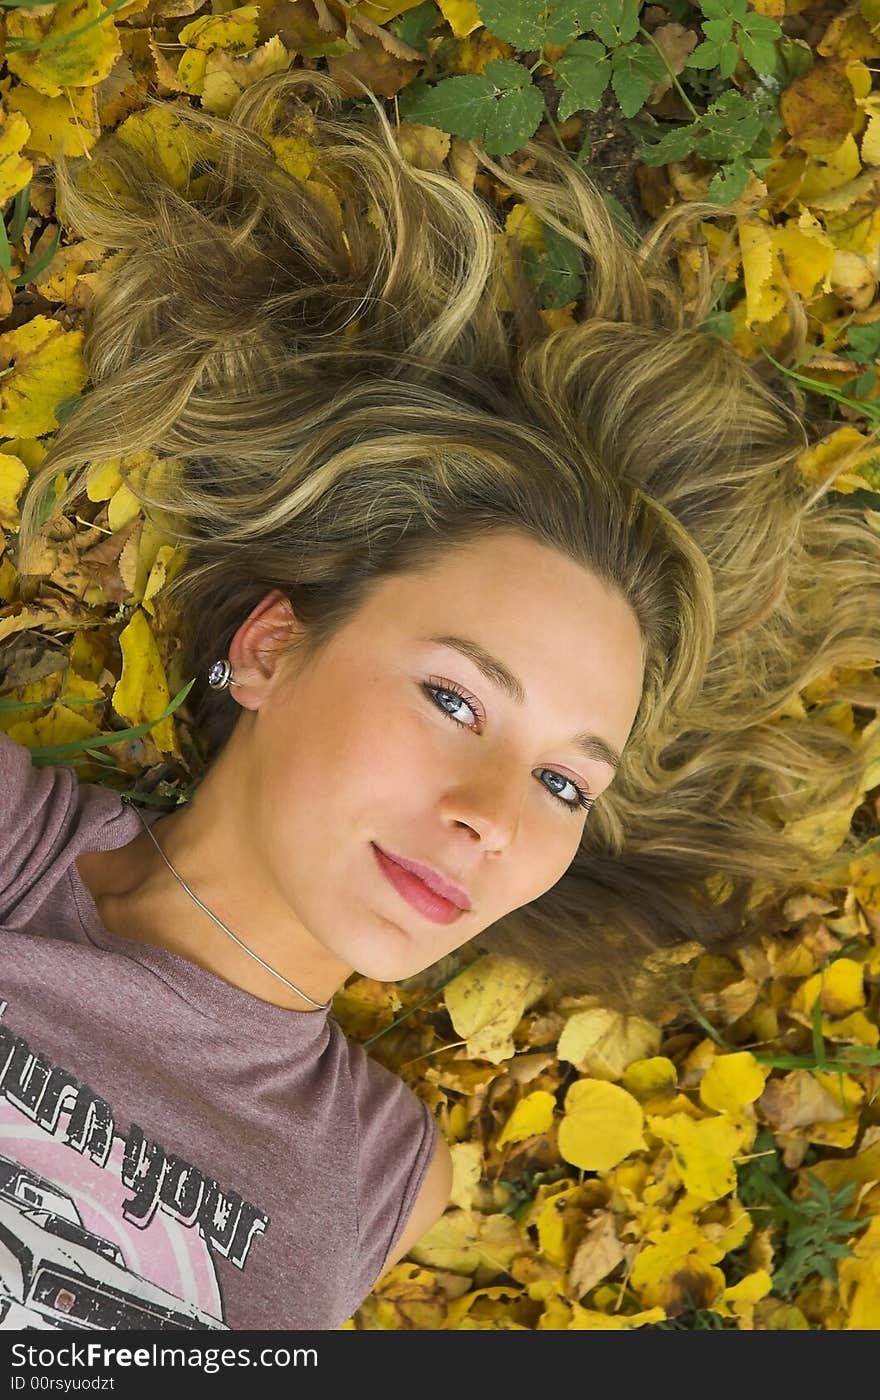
[705,157,751,206]
[703,19,734,42]
[636,121,698,167]
[475,0,587,49]
[11,223,61,288]
[482,82,545,154]
[685,40,724,71]
[579,0,641,49]
[0,214,11,278]
[555,38,610,120]
[521,221,584,307]
[699,309,736,341]
[9,183,31,243]
[610,40,667,118]
[811,981,827,1068]
[485,56,534,88]
[390,0,438,50]
[847,323,880,361]
[398,73,496,139]
[693,89,767,162]
[397,67,545,155]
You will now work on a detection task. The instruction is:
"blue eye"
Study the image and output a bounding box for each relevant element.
[422,680,593,816]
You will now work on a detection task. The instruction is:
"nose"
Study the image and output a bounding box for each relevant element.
[438,753,527,851]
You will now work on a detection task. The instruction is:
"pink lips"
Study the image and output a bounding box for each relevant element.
[372,844,471,925]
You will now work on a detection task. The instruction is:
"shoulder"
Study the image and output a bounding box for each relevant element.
[375,1129,452,1281]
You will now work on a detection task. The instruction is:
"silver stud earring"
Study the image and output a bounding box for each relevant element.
[207,657,236,690]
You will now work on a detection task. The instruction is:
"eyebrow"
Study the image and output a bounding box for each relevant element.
[426,633,622,774]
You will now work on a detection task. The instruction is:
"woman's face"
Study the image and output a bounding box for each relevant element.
[230,528,645,983]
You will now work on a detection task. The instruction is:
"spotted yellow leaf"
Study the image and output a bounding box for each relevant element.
[0,316,88,439]
[177,5,260,53]
[557,1007,661,1081]
[444,954,547,1064]
[6,85,99,163]
[6,0,122,98]
[0,106,33,202]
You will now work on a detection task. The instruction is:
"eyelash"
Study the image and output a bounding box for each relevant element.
[422,677,593,816]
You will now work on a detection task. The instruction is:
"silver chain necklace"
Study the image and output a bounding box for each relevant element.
[123,797,333,1012]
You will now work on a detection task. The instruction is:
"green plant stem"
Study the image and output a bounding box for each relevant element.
[638,24,702,120]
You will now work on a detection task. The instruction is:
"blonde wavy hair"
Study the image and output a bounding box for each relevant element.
[14,69,880,1019]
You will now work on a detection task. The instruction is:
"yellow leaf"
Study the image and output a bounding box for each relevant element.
[738,213,785,327]
[783,800,863,862]
[564,1300,667,1329]
[117,105,217,193]
[710,1268,773,1321]
[6,0,122,98]
[758,1068,847,1131]
[837,1215,880,1328]
[177,49,209,97]
[397,120,451,171]
[86,457,124,502]
[647,1112,751,1203]
[558,1079,646,1172]
[780,64,858,158]
[448,1142,483,1211]
[443,953,547,1064]
[358,0,429,25]
[791,959,866,1018]
[436,0,483,38]
[812,1070,865,1117]
[199,38,292,119]
[621,1056,678,1102]
[800,133,856,204]
[557,1007,661,1081]
[266,133,317,181]
[143,543,186,617]
[112,608,177,754]
[699,1050,767,1114]
[822,1008,879,1047]
[7,701,100,752]
[772,217,836,299]
[6,84,98,163]
[0,316,88,439]
[0,106,33,202]
[0,452,29,530]
[177,4,260,53]
[630,1216,726,1310]
[534,1181,580,1265]
[496,1089,556,1147]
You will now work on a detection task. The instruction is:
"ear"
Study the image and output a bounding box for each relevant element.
[226,589,302,712]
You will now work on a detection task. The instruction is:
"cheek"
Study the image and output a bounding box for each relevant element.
[504,815,581,910]
[268,687,439,821]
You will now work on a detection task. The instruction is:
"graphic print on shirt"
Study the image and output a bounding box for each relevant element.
[0,1000,271,1331]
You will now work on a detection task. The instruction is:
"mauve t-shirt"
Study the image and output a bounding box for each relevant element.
[0,730,440,1331]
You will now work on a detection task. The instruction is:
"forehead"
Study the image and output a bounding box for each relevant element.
[350,530,646,734]
[368,530,635,632]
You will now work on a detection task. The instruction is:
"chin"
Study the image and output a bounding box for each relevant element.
[344,931,441,984]
[351,953,430,984]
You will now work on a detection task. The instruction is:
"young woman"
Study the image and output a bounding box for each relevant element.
[2,69,878,1332]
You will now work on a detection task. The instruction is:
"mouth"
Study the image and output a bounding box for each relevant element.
[371,844,469,926]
